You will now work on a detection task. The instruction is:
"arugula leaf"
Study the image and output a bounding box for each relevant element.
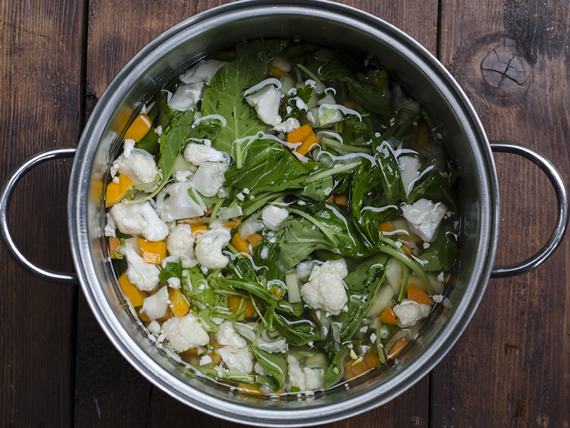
[146,109,195,199]
[272,312,320,346]
[159,260,182,282]
[322,253,389,358]
[252,348,287,390]
[274,218,332,270]
[181,266,215,307]
[201,59,266,158]
[275,301,305,317]
[324,345,351,388]
[214,277,276,305]
[299,176,334,201]
[159,89,175,128]
[375,141,406,205]
[225,142,314,194]
[252,239,283,282]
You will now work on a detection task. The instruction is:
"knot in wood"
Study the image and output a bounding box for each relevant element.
[480,40,530,97]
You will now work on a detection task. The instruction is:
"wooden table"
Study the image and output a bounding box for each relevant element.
[1,0,568,426]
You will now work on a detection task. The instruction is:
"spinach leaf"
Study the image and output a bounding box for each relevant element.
[181,266,215,307]
[274,218,332,270]
[252,239,283,281]
[186,118,223,142]
[417,251,443,271]
[135,127,159,154]
[406,169,456,211]
[317,61,393,124]
[275,301,305,317]
[299,176,334,201]
[324,345,351,388]
[252,348,287,390]
[214,277,276,305]
[281,86,312,121]
[235,39,289,80]
[147,109,195,199]
[375,141,406,205]
[225,142,314,194]
[201,59,266,159]
[431,227,459,272]
[322,253,389,358]
[159,260,182,282]
[159,89,175,128]
[313,249,344,261]
[272,312,320,346]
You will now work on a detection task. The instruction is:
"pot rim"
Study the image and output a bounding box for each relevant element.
[68,0,500,425]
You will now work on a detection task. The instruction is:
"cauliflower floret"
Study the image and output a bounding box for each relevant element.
[104,211,116,237]
[272,117,300,133]
[261,206,289,231]
[392,300,432,327]
[402,198,447,242]
[246,85,282,126]
[167,224,197,268]
[167,277,181,289]
[147,320,161,335]
[254,361,269,376]
[194,228,231,270]
[162,313,210,353]
[141,286,169,320]
[399,156,420,197]
[215,321,247,348]
[303,367,325,390]
[191,161,229,197]
[111,201,169,242]
[238,215,264,240]
[287,355,307,391]
[120,243,160,292]
[183,143,227,166]
[216,346,254,374]
[156,181,206,222]
[169,82,205,111]
[179,59,228,85]
[110,149,159,188]
[295,260,317,282]
[301,259,348,316]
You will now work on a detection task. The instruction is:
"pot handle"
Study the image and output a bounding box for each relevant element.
[0,147,79,285]
[490,141,568,278]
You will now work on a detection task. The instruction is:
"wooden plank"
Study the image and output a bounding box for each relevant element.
[75,0,436,427]
[0,0,85,426]
[432,0,570,426]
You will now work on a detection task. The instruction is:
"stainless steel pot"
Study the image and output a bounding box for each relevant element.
[1,1,567,426]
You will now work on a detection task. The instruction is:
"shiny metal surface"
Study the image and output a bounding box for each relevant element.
[489,141,569,278]
[0,0,552,425]
[0,147,79,285]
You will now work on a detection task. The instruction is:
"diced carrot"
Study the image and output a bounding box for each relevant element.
[238,384,265,395]
[223,218,241,229]
[125,113,152,143]
[119,272,146,307]
[388,337,407,360]
[185,347,199,355]
[412,233,423,243]
[407,284,434,306]
[402,243,412,257]
[105,174,134,207]
[343,99,357,110]
[323,195,335,204]
[231,233,250,255]
[363,352,380,369]
[137,239,167,264]
[335,195,348,206]
[191,223,207,235]
[109,236,121,259]
[379,221,394,233]
[168,288,190,318]
[296,134,320,157]
[247,233,263,244]
[211,351,222,364]
[444,273,451,283]
[287,124,320,158]
[136,307,150,322]
[228,295,256,318]
[270,66,291,80]
[344,350,379,381]
[379,306,399,325]
[411,120,430,151]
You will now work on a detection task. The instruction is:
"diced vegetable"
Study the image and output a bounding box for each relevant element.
[125,113,152,143]
[379,306,399,325]
[231,233,250,255]
[168,288,190,318]
[246,233,263,244]
[119,272,146,307]
[407,284,434,305]
[270,66,290,80]
[137,239,167,264]
[228,295,256,318]
[287,124,320,157]
[105,174,134,207]
[388,337,407,359]
[109,236,121,259]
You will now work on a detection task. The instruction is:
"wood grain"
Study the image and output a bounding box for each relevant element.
[0,0,84,426]
[74,0,437,427]
[432,0,570,426]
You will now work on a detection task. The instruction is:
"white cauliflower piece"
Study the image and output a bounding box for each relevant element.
[272,117,300,133]
[287,355,307,391]
[111,150,159,188]
[156,181,206,222]
[104,211,116,237]
[303,367,325,390]
[169,82,205,111]
[191,161,229,197]
[183,143,227,166]
[271,56,291,72]
[147,320,161,335]
[261,206,289,231]
[179,59,228,86]
[402,198,447,242]
[167,277,181,289]
[141,286,169,320]
[162,313,210,353]
[215,321,247,348]
[238,215,264,240]
[217,346,254,374]
[295,261,317,282]
[399,156,420,197]
[111,201,169,242]
[246,85,282,126]
[167,224,197,268]
[301,259,348,316]
[120,243,160,292]
[254,362,269,376]
[392,300,432,327]
[194,228,231,270]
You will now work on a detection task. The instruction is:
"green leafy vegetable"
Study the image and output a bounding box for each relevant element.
[375,141,406,205]
[159,260,182,282]
[273,312,320,346]
[252,348,287,390]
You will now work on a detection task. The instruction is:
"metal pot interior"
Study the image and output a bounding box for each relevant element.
[69,1,499,425]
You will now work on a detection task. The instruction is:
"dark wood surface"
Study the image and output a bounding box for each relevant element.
[1,0,568,427]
